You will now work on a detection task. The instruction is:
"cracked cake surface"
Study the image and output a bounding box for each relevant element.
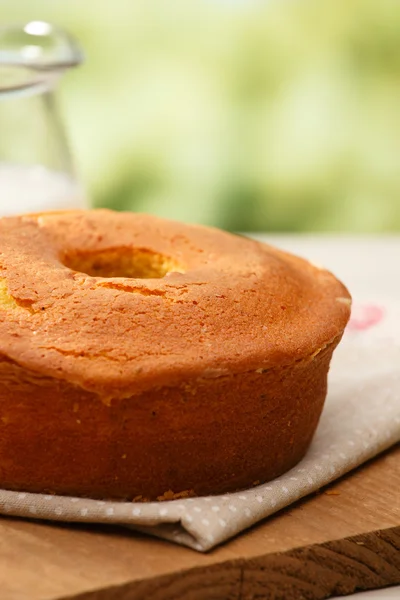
[0,209,350,398]
[0,210,351,499]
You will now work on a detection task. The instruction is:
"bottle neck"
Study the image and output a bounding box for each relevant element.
[0,64,60,100]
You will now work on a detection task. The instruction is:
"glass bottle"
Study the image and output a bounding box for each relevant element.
[0,20,87,216]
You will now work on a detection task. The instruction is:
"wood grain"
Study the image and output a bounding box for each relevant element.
[0,446,398,600]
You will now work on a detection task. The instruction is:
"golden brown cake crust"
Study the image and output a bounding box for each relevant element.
[0,210,351,499]
[0,337,340,500]
[0,210,350,398]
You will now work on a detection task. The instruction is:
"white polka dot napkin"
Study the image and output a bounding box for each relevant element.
[0,296,399,552]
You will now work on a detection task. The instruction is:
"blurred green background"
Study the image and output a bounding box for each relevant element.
[3,0,400,231]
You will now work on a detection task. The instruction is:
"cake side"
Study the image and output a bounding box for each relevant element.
[0,335,340,500]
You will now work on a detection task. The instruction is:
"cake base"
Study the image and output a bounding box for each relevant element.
[0,338,339,500]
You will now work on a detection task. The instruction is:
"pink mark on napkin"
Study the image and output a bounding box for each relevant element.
[347,304,384,332]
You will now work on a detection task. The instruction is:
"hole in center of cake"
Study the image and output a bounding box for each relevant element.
[62,248,185,279]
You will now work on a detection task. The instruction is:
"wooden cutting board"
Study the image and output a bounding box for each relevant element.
[0,445,398,600]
